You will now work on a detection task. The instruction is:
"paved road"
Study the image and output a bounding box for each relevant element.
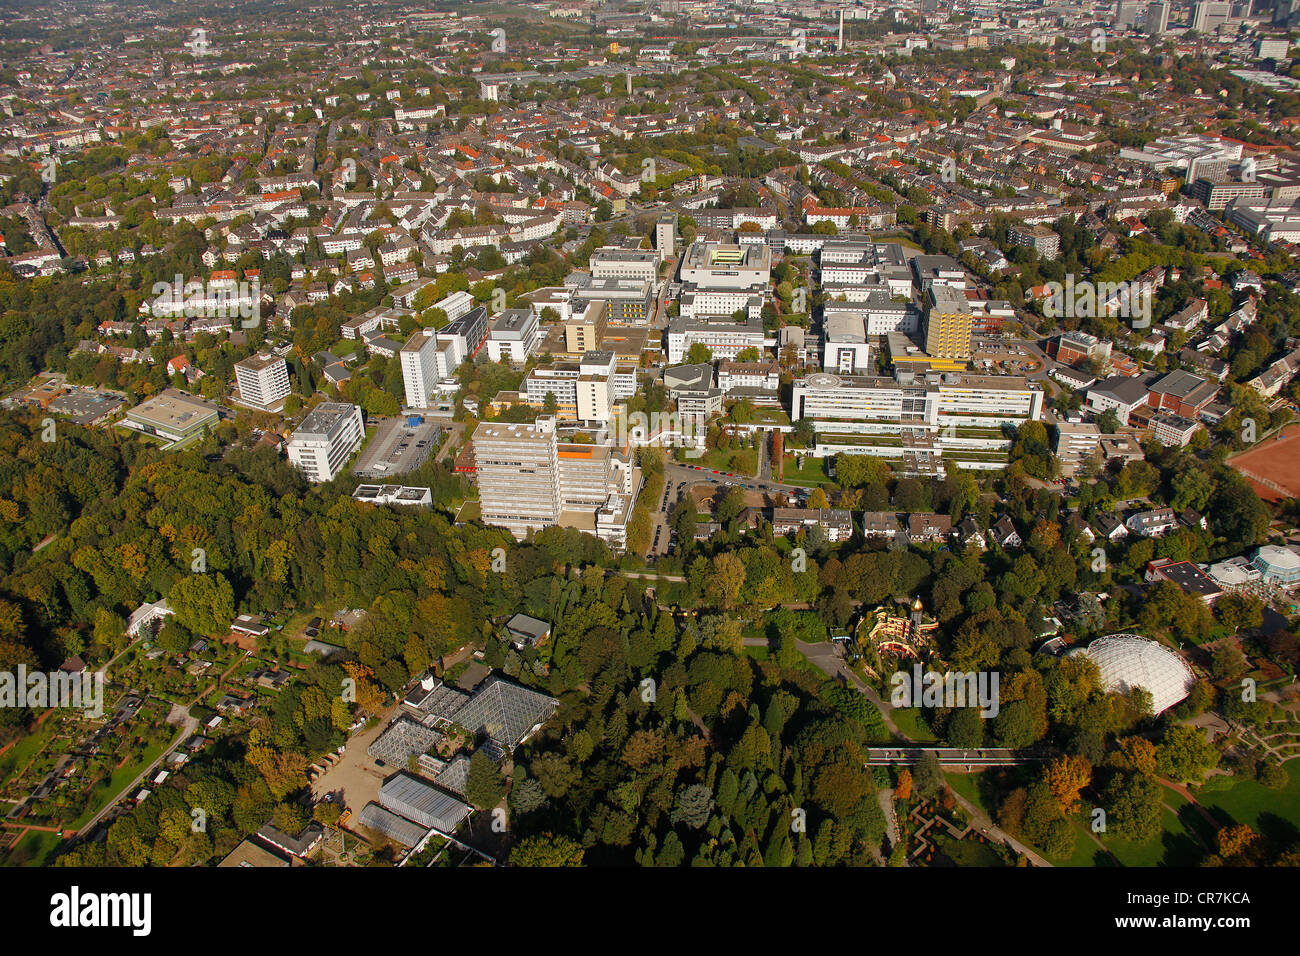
[75,713,198,839]
[616,570,686,583]
[756,428,772,481]
[434,422,465,464]
[665,461,806,497]
[879,787,901,855]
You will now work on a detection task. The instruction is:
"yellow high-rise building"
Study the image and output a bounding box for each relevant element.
[923,285,973,361]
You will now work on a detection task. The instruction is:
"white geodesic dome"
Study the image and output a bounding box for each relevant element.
[1067,633,1196,715]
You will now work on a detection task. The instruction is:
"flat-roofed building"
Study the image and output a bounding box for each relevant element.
[824,296,918,339]
[576,350,616,422]
[486,308,540,364]
[1190,176,1266,210]
[400,330,441,409]
[471,416,642,548]
[911,254,967,290]
[564,300,608,353]
[234,353,290,410]
[473,417,564,538]
[679,241,771,288]
[923,284,973,360]
[666,314,767,363]
[440,306,489,360]
[822,311,873,374]
[1008,223,1060,260]
[590,247,659,282]
[663,362,723,419]
[572,276,655,324]
[790,370,1042,472]
[1150,412,1200,447]
[401,316,473,409]
[432,290,475,323]
[1055,421,1101,476]
[121,388,219,448]
[287,402,364,482]
[1145,557,1223,604]
[656,212,676,261]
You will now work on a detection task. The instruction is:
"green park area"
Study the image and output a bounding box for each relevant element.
[780,455,830,488]
[946,764,1300,868]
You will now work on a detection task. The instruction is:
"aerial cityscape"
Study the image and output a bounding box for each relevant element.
[0,0,1298,889]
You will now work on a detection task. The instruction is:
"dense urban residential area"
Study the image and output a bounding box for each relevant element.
[1,0,1300,886]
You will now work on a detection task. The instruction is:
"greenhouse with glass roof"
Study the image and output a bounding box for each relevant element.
[1067,633,1197,715]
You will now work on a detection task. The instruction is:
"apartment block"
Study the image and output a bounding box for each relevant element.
[287,402,365,483]
[1008,223,1060,260]
[233,353,291,410]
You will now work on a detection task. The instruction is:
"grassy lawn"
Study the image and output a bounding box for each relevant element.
[0,717,65,787]
[1099,788,1205,867]
[7,827,62,867]
[890,707,938,743]
[1193,761,1300,835]
[695,448,758,475]
[780,454,830,487]
[945,770,989,814]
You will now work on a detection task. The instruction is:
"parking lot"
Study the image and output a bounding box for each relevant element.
[971,345,1042,375]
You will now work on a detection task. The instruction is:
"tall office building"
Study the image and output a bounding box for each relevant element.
[287,402,365,483]
[1192,0,1234,32]
[1115,0,1143,27]
[474,417,564,538]
[400,329,443,409]
[576,351,616,422]
[923,284,973,361]
[1275,0,1300,28]
[1146,0,1170,32]
[233,353,291,410]
[472,416,642,547]
[656,212,676,262]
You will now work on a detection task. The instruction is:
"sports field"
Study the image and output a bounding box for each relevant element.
[1229,425,1300,502]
